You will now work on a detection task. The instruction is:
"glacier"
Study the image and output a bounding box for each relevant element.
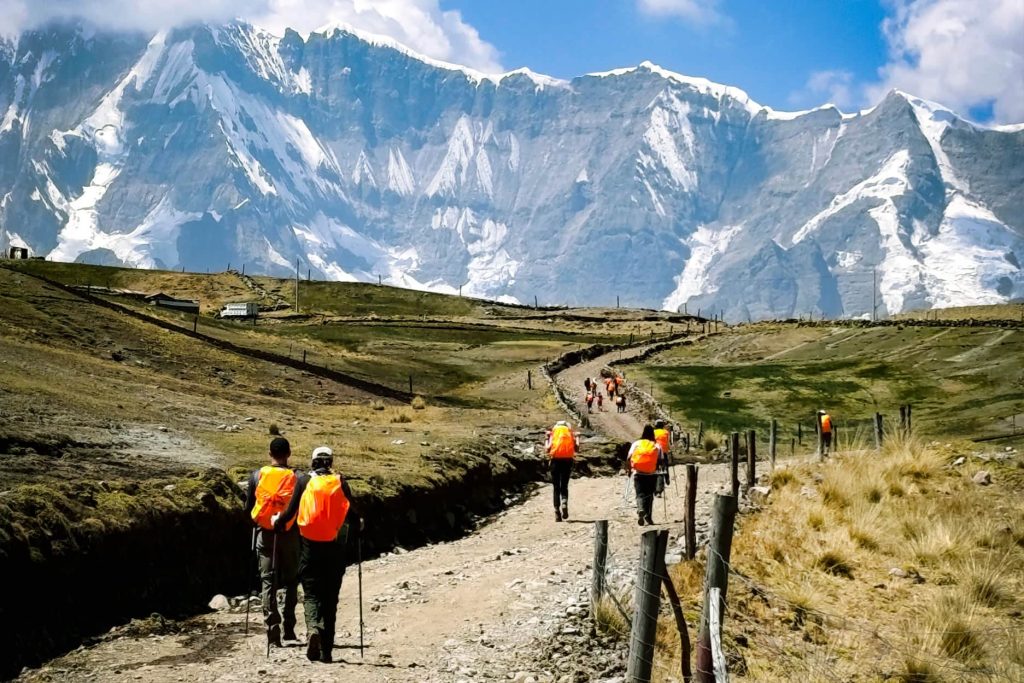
[0,20,1022,319]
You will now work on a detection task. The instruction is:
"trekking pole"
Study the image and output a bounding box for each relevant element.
[244,527,256,636]
[267,531,277,658]
[357,528,365,658]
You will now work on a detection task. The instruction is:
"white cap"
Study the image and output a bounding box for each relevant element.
[311,446,333,459]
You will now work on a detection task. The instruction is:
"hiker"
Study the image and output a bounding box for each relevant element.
[818,410,833,457]
[653,420,672,494]
[585,391,594,413]
[596,390,604,411]
[617,392,628,414]
[605,377,616,400]
[245,437,300,648]
[584,377,592,394]
[273,446,359,663]
[627,425,667,526]
[545,420,579,522]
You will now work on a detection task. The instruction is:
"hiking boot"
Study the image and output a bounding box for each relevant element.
[560,504,568,521]
[306,631,321,662]
[637,515,646,526]
[283,625,297,642]
[267,624,281,648]
[320,643,333,663]
[554,508,563,522]
[645,514,655,526]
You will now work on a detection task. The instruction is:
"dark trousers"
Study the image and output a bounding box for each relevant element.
[300,528,348,651]
[822,432,832,454]
[550,458,573,509]
[257,528,299,630]
[634,473,658,520]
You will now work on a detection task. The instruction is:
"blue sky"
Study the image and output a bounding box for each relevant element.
[448,0,890,112]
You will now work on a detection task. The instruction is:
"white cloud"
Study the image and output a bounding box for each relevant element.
[791,69,858,110]
[636,0,722,25]
[0,0,504,73]
[868,0,1024,123]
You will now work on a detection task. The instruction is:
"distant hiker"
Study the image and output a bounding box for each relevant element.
[245,437,300,648]
[605,377,616,400]
[627,425,667,526]
[545,420,579,522]
[818,410,833,457]
[585,391,594,413]
[654,420,672,494]
[584,377,592,393]
[274,446,359,663]
[596,391,604,411]
[616,393,627,414]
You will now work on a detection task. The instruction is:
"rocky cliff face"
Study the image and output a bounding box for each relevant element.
[2,21,1022,318]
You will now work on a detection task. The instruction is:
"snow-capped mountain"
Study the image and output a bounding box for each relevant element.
[2,21,1022,318]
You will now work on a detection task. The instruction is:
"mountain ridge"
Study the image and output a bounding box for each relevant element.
[1,20,1022,318]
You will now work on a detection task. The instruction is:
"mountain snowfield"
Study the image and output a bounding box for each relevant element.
[1,21,1022,318]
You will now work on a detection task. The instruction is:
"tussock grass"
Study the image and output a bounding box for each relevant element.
[657,434,1024,682]
[411,395,427,410]
[389,409,413,424]
[592,596,629,638]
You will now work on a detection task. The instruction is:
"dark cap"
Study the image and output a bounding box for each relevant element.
[269,437,291,458]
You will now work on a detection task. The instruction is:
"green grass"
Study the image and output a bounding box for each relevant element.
[633,324,1024,440]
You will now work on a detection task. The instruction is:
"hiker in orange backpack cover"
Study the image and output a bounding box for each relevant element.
[817,409,834,457]
[274,446,360,663]
[626,425,668,526]
[244,437,300,649]
[545,421,579,522]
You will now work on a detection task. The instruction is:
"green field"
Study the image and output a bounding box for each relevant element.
[631,324,1024,443]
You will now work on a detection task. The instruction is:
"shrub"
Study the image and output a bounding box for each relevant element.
[268,423,280,436]
[370,400,385,411]
[808,510,825,531]
[411,395,427,410]
[770,468,796,488]
[390,410,413,424]
[704,435,720,452]
[814,549,854,578]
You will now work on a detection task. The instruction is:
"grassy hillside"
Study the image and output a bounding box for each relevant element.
[651,437,1024,680]
[629,323,1024,444]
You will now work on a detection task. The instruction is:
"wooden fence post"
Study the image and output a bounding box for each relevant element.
[591,521,609,616]
[730,432,740,498]
[408,374,413,395]
[696,494,737,682]
[906,404,912,434]
[709,588,728,682]
[746,429,756,490]
[899,405,907,436]
[660,555,692,682]
[302,350,306,364]
[685,465,698,560]
[626,529,669,682]
[874,413,884,450]
[527,370,532,389]
[797,422,802,445]
[769,419,777,471]
[193,316,198,333]
[815,411,824,462]
[697,422,704,446]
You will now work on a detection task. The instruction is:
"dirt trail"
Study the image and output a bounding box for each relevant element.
[555,343,678,442]
[23,466,731,683]
[21,339,724,683]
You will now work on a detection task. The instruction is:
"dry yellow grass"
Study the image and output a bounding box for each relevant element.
[653,433,1024,681]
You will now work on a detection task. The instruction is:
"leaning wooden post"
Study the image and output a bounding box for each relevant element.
[906,404,912,434]
[797,422,802,446]
[527,369,532,390]
[684,465,698,560]
[815,411,824,462]
[874,413,884,450]
[626,529,669,683]
[769,419,777,471]
[659,553,692,682]
[591,521,609,616]
[899,405,907,436]
[696,494,738,682]
[730,432,740,498]
[408,374,413,395]
[746,429,756,490]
